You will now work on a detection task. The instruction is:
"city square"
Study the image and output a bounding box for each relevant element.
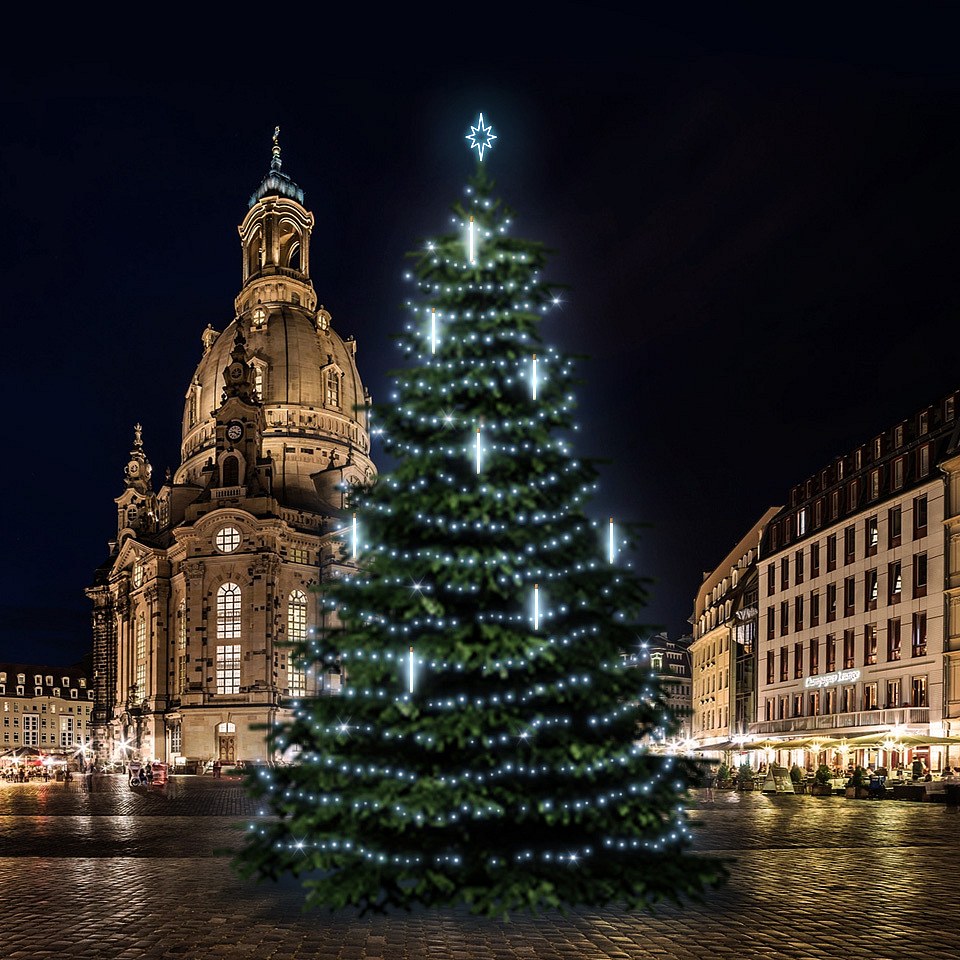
[0,774,958,959]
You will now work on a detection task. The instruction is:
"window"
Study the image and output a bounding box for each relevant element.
[171,724,182,755]
[132,560,143,588]
[795,549,804,585]
[843,629,855,669]
[886,680,901,709]
[810,542,820,578]
[767,606,775,641]
[894,424,904,447]
[814,499,823,528]
[893,457,905,489]
[844,525,856,565]
[913,495,928,538]
[919,445,931,477]
[216,644,241,695]
[842,685,856,713]
[794,643,803,679]
[826,583,837,622]
[918,410,929,436]
[869,469,880,500]
[830,490,840,520]
[781,558,789,590]
[888,561,902,604]
[780,601,789,637]
[794,595,804,632]
[792,693,804,717]
[215,526,241,553]
[947,396,956,421]
[767,563,775,597]
[177,601,187,696]
[863,683,879,711]
[827,534,837,571]
[60,716,75,748]
[287,590,308,698]
[217,583,242,640]
[810,590,820,627]
[913,553,928,598]
[253,363,265,400]
[889,505,902,547]
[866,516,878,555]
[325,368,341,407]
[912,613,927,658]
[865,569,878,611]
[135,663,145,702]
[912,676,928,708]
[864,624,878,665]
[136,614,146,662]
[843,577,856,617]
[809,637,819,675]
[848,479,860,508]
[22,714,38,747]
[797,509,808,537]
[221,455,240,488]
[887,618,900,663]
[766,651,774,685]
[765,699,774,722]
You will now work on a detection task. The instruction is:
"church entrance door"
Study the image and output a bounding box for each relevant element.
[218,736,236,763]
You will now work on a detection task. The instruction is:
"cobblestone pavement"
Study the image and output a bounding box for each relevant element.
[1,776,959,959]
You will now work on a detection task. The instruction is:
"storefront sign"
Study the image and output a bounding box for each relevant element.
[804,669,860,689]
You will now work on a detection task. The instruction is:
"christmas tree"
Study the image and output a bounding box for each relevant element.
[237,115,726,915]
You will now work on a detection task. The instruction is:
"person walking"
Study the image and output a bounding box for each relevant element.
[212,758,222,779]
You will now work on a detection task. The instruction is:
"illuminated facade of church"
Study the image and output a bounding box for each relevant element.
[86,134,374,765]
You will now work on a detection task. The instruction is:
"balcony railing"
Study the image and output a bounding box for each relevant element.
[753,707,931,736]
[213,486,246,499]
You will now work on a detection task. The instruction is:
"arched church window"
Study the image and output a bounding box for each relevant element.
[252,362,266,401]
[247,227,263,277]
[287,241,301,271]
[217,583,241,640]
[287,590,307,698]
[222,455,240,488]
[326,369,341,408]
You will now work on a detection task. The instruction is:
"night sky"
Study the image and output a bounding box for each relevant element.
[3,8,960,666]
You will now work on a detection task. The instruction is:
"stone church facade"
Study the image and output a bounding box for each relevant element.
[86,134,374,766]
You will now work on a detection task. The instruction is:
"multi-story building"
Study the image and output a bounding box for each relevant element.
[0,663,93,755]
[86,133,375,766]
[645,632,694,740]
[690,509,778,750]
[755,389,959,762]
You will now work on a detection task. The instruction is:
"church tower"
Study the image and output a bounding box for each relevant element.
[87,132,374,766]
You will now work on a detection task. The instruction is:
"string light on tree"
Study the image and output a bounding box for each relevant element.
[239,112,724,917]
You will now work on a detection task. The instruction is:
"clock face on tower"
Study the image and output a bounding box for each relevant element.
[226,421,243,443]
[229,363,244,381]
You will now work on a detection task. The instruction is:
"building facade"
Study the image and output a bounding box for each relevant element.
[690,509,778,749]
[86,134,374,766]
[0,663,93,755]
[647,632,694,741]
[754,390,959,753]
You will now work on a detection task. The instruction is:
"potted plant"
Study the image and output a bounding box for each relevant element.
[790,764,807,794]
[737,762,756,791]
[810,764,833,796]
[845,765,871,799]
[716,762,731,788]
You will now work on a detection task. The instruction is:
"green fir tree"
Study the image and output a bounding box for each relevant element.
[237,159,727,916]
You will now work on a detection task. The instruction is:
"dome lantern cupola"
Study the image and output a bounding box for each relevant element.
[236,126,316,317]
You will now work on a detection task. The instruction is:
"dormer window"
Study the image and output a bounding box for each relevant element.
[919,410,929,435]
[16,674,24,685]
[62,677,70,687]
[326,368,341,408]
[45,675,53,686]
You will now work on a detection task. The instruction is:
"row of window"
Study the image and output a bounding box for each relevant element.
[764,675,929,720]
[132,585,309,700]
[0,685,90,699]
[768,498,927,597]
[766,555,928,638]
[773,460,935,550]
[766,616,928,684]
[0,672,86,688]
[186,367,344,429]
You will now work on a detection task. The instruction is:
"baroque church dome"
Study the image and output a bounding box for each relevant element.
[174,131,374,513]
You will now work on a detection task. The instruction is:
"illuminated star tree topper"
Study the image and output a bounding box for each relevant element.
[465,112,497,161]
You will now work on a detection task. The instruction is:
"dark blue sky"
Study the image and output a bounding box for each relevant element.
[3,6,960,664]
